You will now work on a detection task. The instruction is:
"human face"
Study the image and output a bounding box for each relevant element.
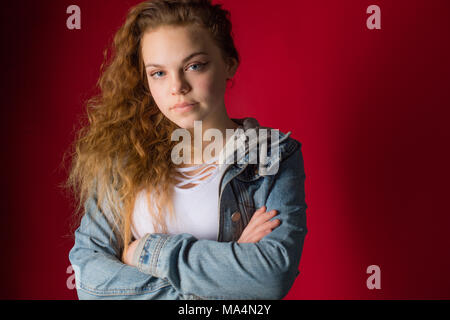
[141,24,238,131]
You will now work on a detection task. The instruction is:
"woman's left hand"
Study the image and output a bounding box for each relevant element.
[122,239,140,267]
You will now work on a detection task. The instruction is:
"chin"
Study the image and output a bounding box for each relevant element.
[167,106,210,129]
[172,116,201,130]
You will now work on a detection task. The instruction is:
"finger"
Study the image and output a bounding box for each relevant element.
[268,209,278,216]
[260,219,281,233]
[269,219,281,229]
[248,208,278,227]
[258,210,278,222]
[254,206,266,215]
[248,207,268,223]
[247,220,278,242]
[254,219,278,234]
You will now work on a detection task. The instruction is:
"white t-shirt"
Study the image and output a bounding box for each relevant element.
[131,128,244,241]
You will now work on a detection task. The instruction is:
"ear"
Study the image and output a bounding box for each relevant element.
[225,57,239,79]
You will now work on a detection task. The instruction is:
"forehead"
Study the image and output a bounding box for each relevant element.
[141,25,218,64]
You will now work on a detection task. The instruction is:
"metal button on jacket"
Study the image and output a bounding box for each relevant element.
[231,211,241,222]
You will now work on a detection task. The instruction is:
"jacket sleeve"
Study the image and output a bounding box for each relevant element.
[131,141,308,300]
[68,195,191,300]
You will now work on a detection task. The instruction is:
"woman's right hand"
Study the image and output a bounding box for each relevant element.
[237,206,280,243]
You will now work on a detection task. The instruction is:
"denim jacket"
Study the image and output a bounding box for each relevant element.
[68,117,308,300]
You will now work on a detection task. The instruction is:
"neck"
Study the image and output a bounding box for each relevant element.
[186,109,240,165]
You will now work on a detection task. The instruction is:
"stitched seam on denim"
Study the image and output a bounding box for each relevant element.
[238,180,252,207]
[79,281,170,295]
[156,235,170,275]
[151,234,170,276]
[189,294,240,300]
[136,234,150,271]
[138,233,152,273]
[149,235,160,275]
[78,279,172,296]
[187,294,204,300]
[184,293,226,300]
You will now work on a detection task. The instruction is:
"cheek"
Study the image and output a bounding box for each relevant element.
[197,73,226,102]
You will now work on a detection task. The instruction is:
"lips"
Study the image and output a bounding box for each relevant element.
[172,102,197,110]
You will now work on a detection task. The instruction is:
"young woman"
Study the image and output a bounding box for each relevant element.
[66,0,308,300]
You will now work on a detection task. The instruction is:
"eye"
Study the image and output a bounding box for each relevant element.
[149,62,208,80]
[187,62,208,71]
[150,71,165,79]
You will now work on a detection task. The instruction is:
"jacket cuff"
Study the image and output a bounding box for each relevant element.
[132,233,171,276]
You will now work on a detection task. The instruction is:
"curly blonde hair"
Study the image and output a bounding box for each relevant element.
[61,0,240,258]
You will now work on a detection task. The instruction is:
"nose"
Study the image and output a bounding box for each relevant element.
[171,72,191,95]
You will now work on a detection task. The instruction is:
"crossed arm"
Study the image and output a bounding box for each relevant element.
[69,143,308,300]
[122,205,281,265]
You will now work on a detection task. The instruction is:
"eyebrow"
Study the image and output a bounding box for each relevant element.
[145,51,209,68]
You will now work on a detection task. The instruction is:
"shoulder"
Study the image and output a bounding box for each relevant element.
[262,126,302,163]
[233,117,303,170]
[250,126,304,177]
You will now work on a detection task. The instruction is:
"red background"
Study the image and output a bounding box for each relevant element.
[1,0,449,299]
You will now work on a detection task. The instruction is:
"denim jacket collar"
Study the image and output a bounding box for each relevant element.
[217,117,295,203]
[228,117,292,173]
